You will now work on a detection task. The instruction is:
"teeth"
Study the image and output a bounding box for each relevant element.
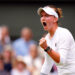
[43,22,47,26]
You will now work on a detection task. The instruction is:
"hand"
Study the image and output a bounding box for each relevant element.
[39,37,48,50]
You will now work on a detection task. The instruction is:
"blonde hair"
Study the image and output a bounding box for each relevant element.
[48,5,63,18]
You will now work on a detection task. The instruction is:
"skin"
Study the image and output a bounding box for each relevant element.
[0,60,4,71]
[17,62,25,72]
[21,28,32,41]
[27,44,38,73]
[39,10,60,63]
[4,50,11,63]
[29,44,38,59]
[1,26,9,44]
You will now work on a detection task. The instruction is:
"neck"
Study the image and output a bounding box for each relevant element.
[21,37,30,42]
[48,23,58,38]
[4,58,11,63]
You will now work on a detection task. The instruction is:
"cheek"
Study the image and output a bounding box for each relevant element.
[40,17,43,23]
[46,17,54,23]
[4,52,11,58]
[18,64,23,68]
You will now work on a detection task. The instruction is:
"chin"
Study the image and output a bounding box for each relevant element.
[44,28,48,31]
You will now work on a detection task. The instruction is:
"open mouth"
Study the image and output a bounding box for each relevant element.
[42,22,47,26]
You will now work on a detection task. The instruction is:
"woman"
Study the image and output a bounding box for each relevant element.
[11,56,30,75]
[3,45,13,73]
[37,5,75,75]
[0,54,9,75]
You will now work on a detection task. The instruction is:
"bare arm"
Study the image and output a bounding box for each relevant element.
[47,49,60,63]
[39,37,60,63]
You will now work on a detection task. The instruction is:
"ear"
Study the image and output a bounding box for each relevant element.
[54,17,58,23]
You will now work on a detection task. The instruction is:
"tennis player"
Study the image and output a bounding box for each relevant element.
[37,5,75,75]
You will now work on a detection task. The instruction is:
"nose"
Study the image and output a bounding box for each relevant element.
[41,16,46,21]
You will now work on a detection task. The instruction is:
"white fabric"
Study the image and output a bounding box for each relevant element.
[24,55,42,71]
[41,27,75,75]
[11,69,30,75]
[38,6,58,18]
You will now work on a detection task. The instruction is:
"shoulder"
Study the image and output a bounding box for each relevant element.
[58,27,74,42]
[29,40,37,45]
[13,38,23,45]
[58,27,73,38]
[14,38,23,43]
[58,27,71,34]
[11,69,17,75]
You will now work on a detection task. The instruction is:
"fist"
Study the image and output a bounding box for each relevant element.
[39,37,48,50]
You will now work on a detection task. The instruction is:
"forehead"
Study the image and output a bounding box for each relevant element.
[40,10,48,16]
[40,10,56,18]
[40,10,54,17]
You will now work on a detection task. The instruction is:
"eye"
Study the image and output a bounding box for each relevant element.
[46,15,52,17]
[46,15,49,17]
[40,15,43,17]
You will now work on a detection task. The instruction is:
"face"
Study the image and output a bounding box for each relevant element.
[17,62,25,72]
[21,29,32,41]
[1,27,9,40]
[2,27,9,36]
[40,11,57,31]
[4,51,11,60]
